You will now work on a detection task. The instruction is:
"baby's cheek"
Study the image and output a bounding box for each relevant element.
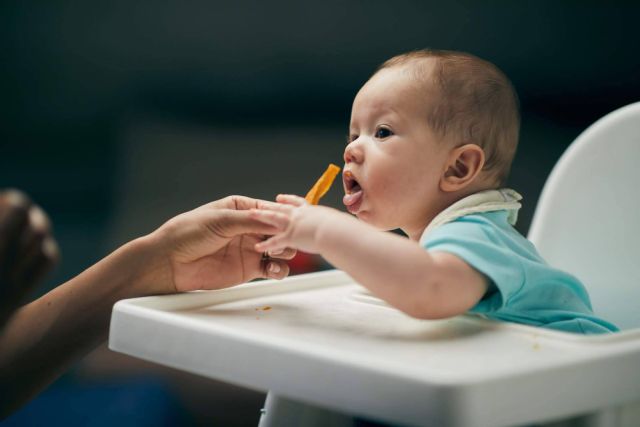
[380,181,406,206]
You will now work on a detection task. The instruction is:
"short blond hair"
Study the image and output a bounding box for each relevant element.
[377,49,520,186]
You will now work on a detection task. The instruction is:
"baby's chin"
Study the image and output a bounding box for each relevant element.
[354,210,398,231]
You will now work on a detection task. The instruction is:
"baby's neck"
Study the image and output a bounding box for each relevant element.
[404,182,499,242]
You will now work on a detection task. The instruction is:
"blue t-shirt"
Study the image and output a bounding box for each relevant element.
[422,211,619,334]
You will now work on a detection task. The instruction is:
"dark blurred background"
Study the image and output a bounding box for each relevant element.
[1,1,639,425]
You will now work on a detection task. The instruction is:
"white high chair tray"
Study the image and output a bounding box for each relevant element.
[109,269,640,427]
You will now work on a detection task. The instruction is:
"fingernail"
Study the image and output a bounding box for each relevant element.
[269,249,284,256]
[268,263,281,274]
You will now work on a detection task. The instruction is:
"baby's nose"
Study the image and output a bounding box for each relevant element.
[343,142,362,164]
[343,148,354,164]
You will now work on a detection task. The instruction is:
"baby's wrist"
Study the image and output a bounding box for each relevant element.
[313,208,350,254]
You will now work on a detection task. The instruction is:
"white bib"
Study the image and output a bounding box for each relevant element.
[419,188,522,246]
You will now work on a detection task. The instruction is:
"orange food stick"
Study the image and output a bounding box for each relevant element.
[304,164,341,205]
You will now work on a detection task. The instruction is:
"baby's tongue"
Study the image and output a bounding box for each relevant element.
[343,186,363,206]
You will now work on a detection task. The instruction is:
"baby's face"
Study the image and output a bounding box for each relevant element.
[343,65,451,237]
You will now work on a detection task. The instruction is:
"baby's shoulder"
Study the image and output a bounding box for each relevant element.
[425,210,531,250]
[438,211,508,236]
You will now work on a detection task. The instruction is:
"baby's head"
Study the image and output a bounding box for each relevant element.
[342,49,520,240]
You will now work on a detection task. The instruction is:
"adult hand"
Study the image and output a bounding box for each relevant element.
[251,194,338,255]
[0,194,293,419]
[149,195,296,294]
[0,189,59,327]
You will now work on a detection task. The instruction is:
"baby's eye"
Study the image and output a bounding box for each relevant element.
[375,127,393,139]
[347,134,359,144]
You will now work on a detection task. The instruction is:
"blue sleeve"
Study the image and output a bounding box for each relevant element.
[422,216,525,313]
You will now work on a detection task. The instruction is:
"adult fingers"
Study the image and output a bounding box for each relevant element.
[203,195,283,212]
[0,189,31,215]
[11,236,58,293]
[262,259,290,280]
[28,204,52,231]
[0,190,32,266]
[27,237,59,285]
[209,209,285,238]
[254,200,294,213]
[248,209,291,230]
[164,209,283,265]
[232,195,283,211]
[14,205,52,259]
[275,194,307,207]
[238,250,289,282]
[10,224,46,279]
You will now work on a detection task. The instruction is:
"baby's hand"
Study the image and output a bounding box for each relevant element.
[251,194,336,255]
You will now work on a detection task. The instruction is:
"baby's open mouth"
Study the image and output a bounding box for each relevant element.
[343,170,364,209]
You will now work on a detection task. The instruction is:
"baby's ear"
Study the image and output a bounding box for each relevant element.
[440,144,485,192]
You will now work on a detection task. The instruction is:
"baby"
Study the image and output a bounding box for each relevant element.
[251,49,618,334]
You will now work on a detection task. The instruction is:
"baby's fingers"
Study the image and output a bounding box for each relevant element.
[255,235,288,254]
[276,194,307,207]
[267,247,297,260]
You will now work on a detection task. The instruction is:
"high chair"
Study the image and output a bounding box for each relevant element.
[109,102,640,427]
[528,101,640,332]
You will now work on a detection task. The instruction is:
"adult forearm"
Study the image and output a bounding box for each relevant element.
[0,233,167,418]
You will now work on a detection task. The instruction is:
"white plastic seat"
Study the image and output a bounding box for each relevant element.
[528,102,640,331]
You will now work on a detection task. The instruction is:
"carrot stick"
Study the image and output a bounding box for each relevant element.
[304,164,341,205]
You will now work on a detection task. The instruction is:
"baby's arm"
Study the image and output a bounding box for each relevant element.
[253,195,489,319]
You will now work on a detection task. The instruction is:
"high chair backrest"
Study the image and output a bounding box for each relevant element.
[528,102,640,331]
